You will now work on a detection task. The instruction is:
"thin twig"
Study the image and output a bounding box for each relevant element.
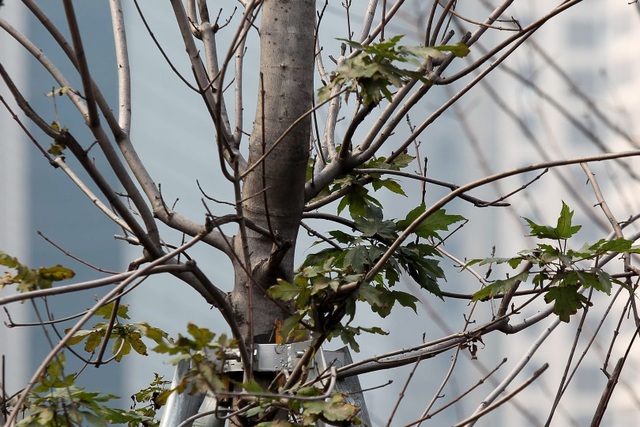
[386,356,423,426]
[591,358,624,426]
[545,288,594,425]
[465,314,559,427]
[454,363,549,427]
[5,232,209,426]
[0,265,187,307]
[408,358,508,427]
[359,150,640,292]
[37,231,120,274]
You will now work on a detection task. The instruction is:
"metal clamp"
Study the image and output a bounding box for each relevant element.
[223,340,313,373]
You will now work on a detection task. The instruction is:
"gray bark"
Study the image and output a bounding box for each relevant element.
[230,1,316,345]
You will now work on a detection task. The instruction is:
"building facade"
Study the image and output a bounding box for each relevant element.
[1,0,124,401]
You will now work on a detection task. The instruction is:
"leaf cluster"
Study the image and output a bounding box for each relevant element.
[0,251,74,293]
[48,121,69,155]
[66,303,167,362]
[54,318,242,425]
[271,202,464,350]
[14,354,157,427]
[128,374,173,426]
[151,323,236,395]
[309,152,414,215]
[469,202,640,322]
[248,389,360,427]
[66,310,237,411]
[318,36,469,105]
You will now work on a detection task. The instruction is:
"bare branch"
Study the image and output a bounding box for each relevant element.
[591,357,625,426]
[456,363,549,427]
[51,157,133,233]
[358,0,379,43]
[61,0,99,127]
[412,358,508,426]
[168,0,245,171]
[108,0,132,133]
[439,0,583,85]
[5,232,209,426]
[197,3,235,144]
[0,266,184,307]
[3,4,163,249]
[361,151,640,290]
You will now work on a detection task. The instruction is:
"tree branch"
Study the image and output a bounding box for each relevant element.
[4,232,209,427]
[108,0,132,134]
[455,363,549,427]
[361,150,640,289]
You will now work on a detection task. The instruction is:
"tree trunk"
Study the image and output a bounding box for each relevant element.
[230,0,315,348]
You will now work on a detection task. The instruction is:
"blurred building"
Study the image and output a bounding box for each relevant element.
[453,2,640,426]
[0,0,124,401]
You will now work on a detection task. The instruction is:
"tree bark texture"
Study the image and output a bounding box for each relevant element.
[231,0,316,346]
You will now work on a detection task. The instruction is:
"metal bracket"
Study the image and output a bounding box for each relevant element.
[317,347,372,426]
[210,342,371,426]
[223,340,313,373]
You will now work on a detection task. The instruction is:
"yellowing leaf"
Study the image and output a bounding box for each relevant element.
[85,330,104,352]
[46,86,70,97]
[129,332,148,356]
[38,265,75,281]
[66,329,94,346]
